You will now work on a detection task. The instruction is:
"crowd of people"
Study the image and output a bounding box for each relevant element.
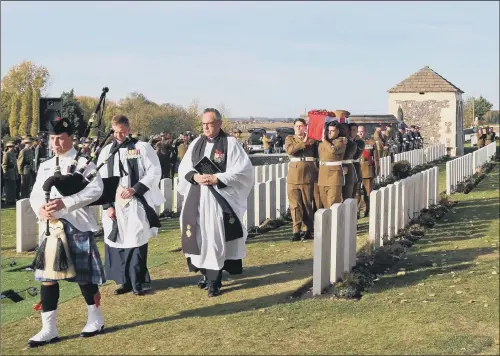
[5,109,497,349]
[475,126,496,148]
[283,120,428,242]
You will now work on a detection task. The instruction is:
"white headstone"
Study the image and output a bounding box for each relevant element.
[394,181,404,233]
[330,203,345,283]
[343,199,358,271]
[379,186,389,244]
[159,178,173,214]
[432,166,439,205]
[16,199,38,252]
[368,190,381,250]
[313,209,332,296]
[243,186,255,228]
[265,180,277,220]
[254,182,266,227]
[276,178,287,218]
[387,184,397,239]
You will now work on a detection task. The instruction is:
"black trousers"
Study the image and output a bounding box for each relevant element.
[105,243,151,290]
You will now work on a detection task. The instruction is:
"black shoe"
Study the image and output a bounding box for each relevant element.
[207,284,221,297]
[113,285,132,295]
[132,285,145,296]
[300,231,313,240]
[290,233,301,242]
[27,337,60,348]
[198,276,208,289]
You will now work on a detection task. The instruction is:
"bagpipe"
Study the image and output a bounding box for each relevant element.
[33,87,130,280]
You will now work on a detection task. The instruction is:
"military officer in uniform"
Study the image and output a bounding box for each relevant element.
[317,121,347,208]
[17,138,35,199]
[373,124,387,158]
[339,123,358,200]
[485,127,495,145]
[285,118,318,242]
[2,141,18,205]
[356,126,377,217]
[476,127,485,148]
[349,123,365,214]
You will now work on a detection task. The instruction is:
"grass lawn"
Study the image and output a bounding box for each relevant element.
[1,157,498,354]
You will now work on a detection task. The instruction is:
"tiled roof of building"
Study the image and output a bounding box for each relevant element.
[388,66,464,94]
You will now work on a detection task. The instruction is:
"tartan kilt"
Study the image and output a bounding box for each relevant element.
[35,219,106,285]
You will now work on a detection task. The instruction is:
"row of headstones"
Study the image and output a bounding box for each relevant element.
[425,143,446,162]
[446,142,496,195]
[394,148,425,168]
[369,166,439,247]
[312,199,358,296]
[15,173,290,252]
[254,163,289,184]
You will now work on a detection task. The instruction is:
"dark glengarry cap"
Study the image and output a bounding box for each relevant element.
[46,111,74,136]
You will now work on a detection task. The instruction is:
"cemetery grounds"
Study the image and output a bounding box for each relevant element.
[0,144,499,355]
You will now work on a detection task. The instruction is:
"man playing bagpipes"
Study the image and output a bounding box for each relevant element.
[28,116,106,348]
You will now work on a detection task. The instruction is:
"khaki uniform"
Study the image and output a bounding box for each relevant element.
[17,147,34,198]
[262,135,271,151]
[177,143,188,161]
[374,130,387,158]
[476,131,485,148]
[341,139,358,200]
[351,138,365,204]
[485,131,495,145]
[2,150,18,203]
[317,138,346,208]
[357,138,378,215]
[285,135,318,234]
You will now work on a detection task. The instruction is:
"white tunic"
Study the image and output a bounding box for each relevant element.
[30,148,104,240]
[97,141,164,249]
[177,136,254,271]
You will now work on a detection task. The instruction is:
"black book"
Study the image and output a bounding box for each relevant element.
[194,156,221,175]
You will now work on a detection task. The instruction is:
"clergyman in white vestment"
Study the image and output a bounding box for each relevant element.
[97,115,164,296]
[177,108,254,297]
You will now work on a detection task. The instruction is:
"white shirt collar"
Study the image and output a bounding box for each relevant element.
[57,147,77,158]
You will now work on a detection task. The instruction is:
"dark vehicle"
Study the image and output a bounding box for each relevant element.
[247,128,267,153]
[347,115,399,137]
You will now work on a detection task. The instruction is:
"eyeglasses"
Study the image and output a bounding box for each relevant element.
[202,122,217,127]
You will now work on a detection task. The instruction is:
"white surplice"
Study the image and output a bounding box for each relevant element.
[177,136,254,271]
[97,141,165,249]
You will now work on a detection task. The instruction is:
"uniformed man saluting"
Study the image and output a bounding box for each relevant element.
[17,138,35,198]
[2,141,18,205]
[317,121,346,208]
[285,118,318,242]
[356,125,378,217]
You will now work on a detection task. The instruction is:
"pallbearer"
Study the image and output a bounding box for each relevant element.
[28,117,106,347]
[98,115,164,296]
[177,108,254,297]
[349,123,365,216]
[339,123,358,200]
[318,121,346,208]
[285,118,318,241]
[356,125,378,217]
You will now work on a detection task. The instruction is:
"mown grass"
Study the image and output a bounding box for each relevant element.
[1,161,498,354]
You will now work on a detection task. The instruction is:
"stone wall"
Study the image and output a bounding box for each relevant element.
[395,99,450,146]
[388,92,460,156]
